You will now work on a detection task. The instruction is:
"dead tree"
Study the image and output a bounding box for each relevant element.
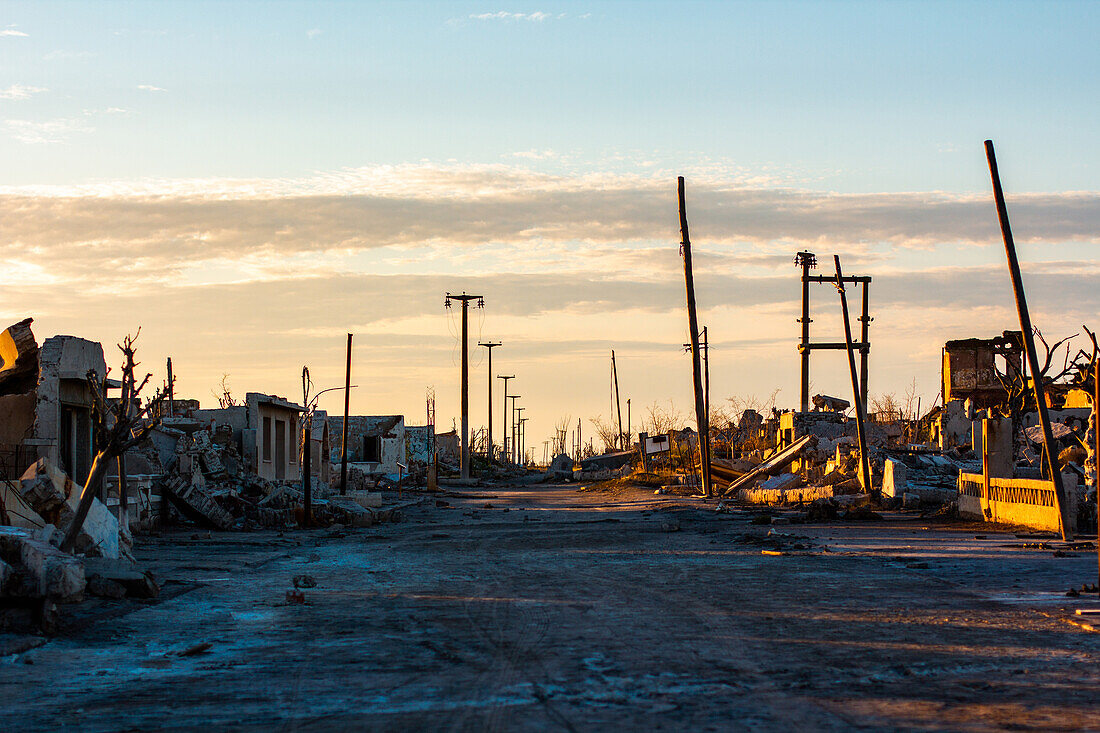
[61,333,166,553]
[994,327,1099,465]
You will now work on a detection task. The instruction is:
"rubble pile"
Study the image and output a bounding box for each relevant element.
[158,430,400,531]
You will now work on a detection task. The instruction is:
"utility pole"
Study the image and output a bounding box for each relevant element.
[516,408,526,464]
[678,177,712,498]
[859,282,872,413]
[445,292,484,480]
[497,374,514,464]
[508,395,521,464]
[626,398,631,448]
[519,417,529,465]
[340,333,352,495]
[479,341,501,464]
[301,367,313,526]
[703,327,710,419]
[833,255,872,496]
[795,251,815,412]
[611,350,624,450]
[985,140,1072,540]
[166,357,175,418]
[543,440,549,465]
[683,325,710,419]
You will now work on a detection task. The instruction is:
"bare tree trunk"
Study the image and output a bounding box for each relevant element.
[61,452,110,553]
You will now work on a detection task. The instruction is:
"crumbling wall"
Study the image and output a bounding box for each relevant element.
[405,425,433,464]
[31,336,107,485]
[326,415,405,475]
[0,392,36,445]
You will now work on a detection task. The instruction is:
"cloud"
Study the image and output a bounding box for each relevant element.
[306,28,322,39]
[136,84,166,92]
[0,28,28,38]
[511,149,557,160]
[469,11,552,22]
[0,163,1098,296]
[3,118,92,144]
[0,84,47,100]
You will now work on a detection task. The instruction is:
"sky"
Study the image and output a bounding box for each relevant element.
[2,1,1099,458]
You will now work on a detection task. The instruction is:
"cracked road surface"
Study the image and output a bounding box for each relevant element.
[4,483,1100,731]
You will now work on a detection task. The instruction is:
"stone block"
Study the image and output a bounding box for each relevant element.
[0,526,86,601]
[345,490,383,509]
[759,473,802,492]
[328,497,375,527]
[883,459,907,499]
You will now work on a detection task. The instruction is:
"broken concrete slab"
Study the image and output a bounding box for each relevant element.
[86,575,127,599]
[344,490,383,509]
[0,526,85,601]
[883,458,907,499]
[19,459,122,559]
[0,479,45,530]
[162,474,235,531]
[737,485,836,505]
[758,473,803,492]
[328,497,375,527]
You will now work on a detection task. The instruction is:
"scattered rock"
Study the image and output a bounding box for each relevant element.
[293,574,317,589]
[86,575,126,599]
[178,642,213,657]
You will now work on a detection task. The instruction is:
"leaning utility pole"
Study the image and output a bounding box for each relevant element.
[445,292,484,480]
[677,177,712,498]
[985,140,1072,540]
[833,256,872,495]
[479,341,502,463]
[340,333,352,495]
[611,350,625,450]
[497,374,514,463]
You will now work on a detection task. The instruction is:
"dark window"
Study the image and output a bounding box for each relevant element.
[363,435,382,462]
[263,417,272,462]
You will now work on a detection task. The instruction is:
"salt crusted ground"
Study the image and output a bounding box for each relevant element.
[3,482,1100,731]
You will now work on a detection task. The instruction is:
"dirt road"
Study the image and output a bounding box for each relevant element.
[4,483,1100,731]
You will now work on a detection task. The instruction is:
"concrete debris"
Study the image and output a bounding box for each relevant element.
[19,459,126,560]
[758,473,802,492]
[0,526,85,603]
[293,574,317,588]
[549,453,575,476]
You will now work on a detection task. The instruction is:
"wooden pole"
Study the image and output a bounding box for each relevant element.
[611,350,624,450]
[799,253,812,412]
[1094,359,1098,589]
[833,255,872,495]
[985,140,1072,540]
[702,327,710,419]
[859,282,871,413]
[166,357,174,418]
[302,414,312,527]
[340,333,352,495]
[480,342,501,464]
[678,177,712,498]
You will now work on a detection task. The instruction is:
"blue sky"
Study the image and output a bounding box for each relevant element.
[4,1,1099,190]
[2,1,1099,452]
